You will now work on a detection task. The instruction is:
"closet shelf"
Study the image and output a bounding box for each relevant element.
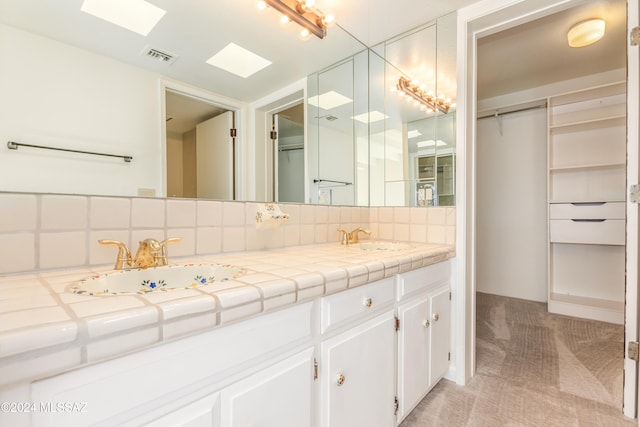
[549,114,625,132]
[549,162,625,172]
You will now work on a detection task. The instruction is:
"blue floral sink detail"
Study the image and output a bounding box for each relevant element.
[67,263,246,296]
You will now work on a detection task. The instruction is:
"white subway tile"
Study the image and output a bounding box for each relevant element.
[41,195,87,230]
[299,224,315,245]
[409,224,428,243]
[0,194,36,232]
[328,206,341,224]
[300,205,316,224]
[315,206,329,224]
[167,199,196,227]
[394,207,411,224]
[85,307,158,337]
[197,200,222,226]
[282,204,300,224]
[246,227,266,251]
[377,223,394,240]
[428,207,446,225]
[222,226,245,252]
[196,227,221,255]
[131,198,165,228]
[166,228,195,258]
[314,224,328,243]
[394,223,410,241]
[0,233,35,273]
[378,207,394,223]
[222,201,246,226]
[410,207,428,225]
[39,231,86,269]
[89,197,130,229]
[428,224,446,244]
[283,225,300,247]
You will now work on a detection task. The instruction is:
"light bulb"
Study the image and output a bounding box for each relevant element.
[257,1,267,10]
[323,14,335,25]
[299,28,311,41]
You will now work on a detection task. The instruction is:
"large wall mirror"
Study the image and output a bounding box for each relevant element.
[0,2,455,207]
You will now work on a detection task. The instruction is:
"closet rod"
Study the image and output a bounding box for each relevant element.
[7,141,133,162]
[477,102,547,120]
[313,178,352,185]
[278,146,304,152]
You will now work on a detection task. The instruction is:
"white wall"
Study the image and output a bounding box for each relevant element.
[476,108,548,302]
[0,24,164,197]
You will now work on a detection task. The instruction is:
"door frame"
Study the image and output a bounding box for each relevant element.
[251,78,307,203]
[456,2,636,418]
[159,78,246,199]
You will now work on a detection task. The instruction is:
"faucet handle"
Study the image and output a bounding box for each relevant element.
[158,237,181,266]
[98,239,131,270]
[348,228,371,244]
[337,228,349,245]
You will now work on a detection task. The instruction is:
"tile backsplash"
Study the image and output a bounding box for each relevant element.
[0,193,455,274]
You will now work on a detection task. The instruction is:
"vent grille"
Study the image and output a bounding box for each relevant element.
[141,46,178,65]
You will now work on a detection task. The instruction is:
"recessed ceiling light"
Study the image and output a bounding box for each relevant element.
[206,43,272,78]
[352,111,389,124]
[567,18,606,48]
[408,130,422,138]
[80,0,166,36]
[308,91,353,110]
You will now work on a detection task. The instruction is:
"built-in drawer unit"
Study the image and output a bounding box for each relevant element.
[396,261,450,301]
[549,202,625,220]
[319,277,395,334]
[549,219,625,245]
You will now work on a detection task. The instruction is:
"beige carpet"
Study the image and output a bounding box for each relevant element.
[400,292,635,426]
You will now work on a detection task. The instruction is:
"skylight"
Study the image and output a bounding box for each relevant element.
[81,0,166,36]
[206,43,272,78]
[352,111,389,124]
[416,140,447,148]
[308,91,353,110]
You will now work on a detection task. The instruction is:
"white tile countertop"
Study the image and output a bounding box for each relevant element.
[0,242,454,388]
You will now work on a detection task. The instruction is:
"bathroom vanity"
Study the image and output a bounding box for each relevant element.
[0,243,454,427]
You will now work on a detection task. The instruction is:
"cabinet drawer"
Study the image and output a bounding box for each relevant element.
[320,277,395,334]
[397,261,450,301]
[549,202,625,219]
[549,219,625,245]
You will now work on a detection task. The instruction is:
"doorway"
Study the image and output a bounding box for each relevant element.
[272,102,305,203]
[163,86,240,199]
[460,0,633,419]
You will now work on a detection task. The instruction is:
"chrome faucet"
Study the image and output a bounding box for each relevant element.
[337,227,371,245]
[99,238,181,269]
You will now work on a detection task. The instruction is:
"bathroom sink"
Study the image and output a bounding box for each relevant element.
[67,263,246,296]
[349,241,413,251]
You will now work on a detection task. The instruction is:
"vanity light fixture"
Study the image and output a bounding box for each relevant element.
[393,77,452,114]
[567,18,606,47]
[257,0,334,39]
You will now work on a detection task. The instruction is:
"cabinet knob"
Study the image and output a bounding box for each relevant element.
[423,319,430,328]
[433,313,440,322]
[363,298,373,308]
[336,373,346,386]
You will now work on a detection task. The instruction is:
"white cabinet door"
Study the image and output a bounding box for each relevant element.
[220,348,315,427]
[321,311,396,427]
[429,286,451,385]
[396,284,450,423]
[396,296,430,421]
[143,393,221,427]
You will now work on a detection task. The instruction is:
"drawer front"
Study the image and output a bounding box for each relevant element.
[320,277,395,334]
[397,261,450,301]
[549,219,625,245]
[549,202,625,220]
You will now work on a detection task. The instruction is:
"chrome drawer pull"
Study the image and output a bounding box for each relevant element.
[570,219,606,222]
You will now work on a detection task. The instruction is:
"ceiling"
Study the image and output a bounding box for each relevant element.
[0,0,476,103]
[477,0,626,100]
[0,0,628,132]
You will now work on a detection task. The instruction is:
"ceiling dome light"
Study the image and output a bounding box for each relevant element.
[567,18,606,47]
